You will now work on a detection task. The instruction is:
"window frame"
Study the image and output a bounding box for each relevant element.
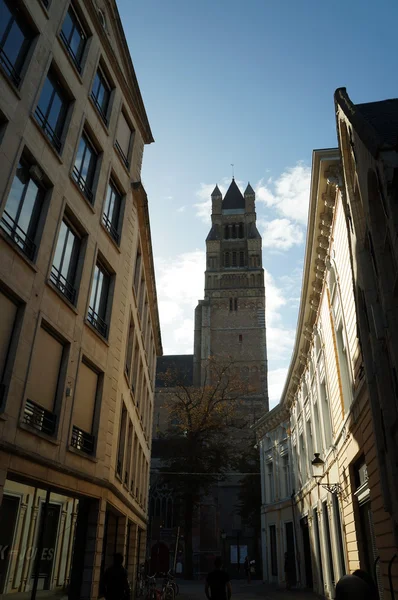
[72,130,99,203]
[114,109,134,169]
[102,178,122,244]
[59,3,87,73]
[35,67,70,153]
[0,0,34,87]
[91,63,111,125]
[87,259,112,338]
[51,216,80,304]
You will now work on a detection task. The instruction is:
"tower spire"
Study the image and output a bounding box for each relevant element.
[231,163,234,179]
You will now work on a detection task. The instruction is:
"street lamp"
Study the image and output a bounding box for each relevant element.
[311,453,342,495]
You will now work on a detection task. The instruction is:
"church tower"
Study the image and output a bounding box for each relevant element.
[193,179,269,418]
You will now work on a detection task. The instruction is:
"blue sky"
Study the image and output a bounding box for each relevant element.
[117,0,398,408]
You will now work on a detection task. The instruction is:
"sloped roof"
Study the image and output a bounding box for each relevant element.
[206,224,221,241]
[222,179,245,209]
[247,222,262,239]
[211,185,222,197]
[245,183,255,195]
[156,355,194,387]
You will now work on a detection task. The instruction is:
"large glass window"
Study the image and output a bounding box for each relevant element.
[91,66,110,124]
[103,180,121,243]
[88,262,110,337]
[51,219,79,303]
[72,132,97,202]
[60,5,86,72]
[0,160,44,259]
[35,70,68,152]
[0,0,32,86]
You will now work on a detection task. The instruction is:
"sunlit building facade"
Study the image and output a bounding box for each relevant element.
[255,146,398,599]
[0,0,161,597]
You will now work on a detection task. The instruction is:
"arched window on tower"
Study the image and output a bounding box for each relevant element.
[224,252,230,267]
[234,298,238,311]
[239,251,245,267]
[239,223,244,238]
[232,224,237,239]
[232,252,237,267]
[224,225,229,240]
[229,298,233,311]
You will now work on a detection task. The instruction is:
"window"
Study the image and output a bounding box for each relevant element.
[71,359,98,454]
[88,262,110,337]
[267,462,274,502]
[224,225,229,240]
[117,404,127,476]
[51,218,79,303]
[91,65,111,124]
[35,69,69,152]
[238,223,244,238]
[234,298,238,311]
[269,525,278,576]
[224,252,230,267]
[336,324,352,413]
[24,325,64,435]
[320,380,332,448]
[239,251,244,267]
[60,5,86,72]
[282,454,290,497]
[231,224,237,239]
[133,246,142,295]
[232,251,237,267]
[103,179,121,243]
[115,111,133,168]
[73,131,98,202]
[229,298,233,311]
[0,289,17,405]
[125,316,134,378]
[0,0,33,86]
[0,159,45,260]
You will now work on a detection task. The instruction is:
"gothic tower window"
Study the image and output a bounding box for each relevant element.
[229,298,233,311]
[239,251,245,267]
[239,223,244,238]
[234,298,238,311]
[232,224,237,239]
[224,252,230,267]
[224,225,229,240]
[232,252,237,267]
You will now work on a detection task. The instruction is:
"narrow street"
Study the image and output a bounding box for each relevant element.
[177,580,321,600]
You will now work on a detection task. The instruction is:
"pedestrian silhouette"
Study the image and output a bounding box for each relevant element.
[102,553,131,600]
[205,557,232,600]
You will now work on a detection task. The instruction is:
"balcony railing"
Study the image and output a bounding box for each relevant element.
[71,425,95,454]
[0,210,36,260]
[102,212,119,244]
[35,106,62,153]
[50,265,76,303]
[59,30,83,73]
[24,399,56,436]
[114,140,129,169]
[91,92,108,125]
[0,48,21,86]
[72,166,93,203]
[87,305,107,337]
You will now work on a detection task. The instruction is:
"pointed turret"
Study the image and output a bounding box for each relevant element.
[244,182,255,213]
[211,184,222,198]
[222,179,245,210]
[211,183,222,216]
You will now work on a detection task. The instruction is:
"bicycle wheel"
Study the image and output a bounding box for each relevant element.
[164,586,175,600]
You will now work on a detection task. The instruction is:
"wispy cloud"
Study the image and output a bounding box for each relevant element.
[259,218,304,250]
[256,163,311,225]
[176,206,186,213]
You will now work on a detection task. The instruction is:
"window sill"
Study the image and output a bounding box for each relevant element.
[0,228,38,273]
[19,421,60,445]
[84,318,110,346]
[0,67,22,101]
[100,221,121,253]
[30,115,63,164]
[57,36,84,84]
[70,175,96,213]
[67,444,97,462]
[89,96,110,136]
[46,279,79,314]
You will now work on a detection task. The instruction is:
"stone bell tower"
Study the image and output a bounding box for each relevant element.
[193,179,269,420]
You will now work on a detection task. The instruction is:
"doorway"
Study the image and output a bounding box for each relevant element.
[300,517,313,589]
[0,495,20,593]
[32,503,60,590]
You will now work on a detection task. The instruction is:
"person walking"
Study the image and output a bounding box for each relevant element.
[244,556,251,584]
[102,553,131,600]
[205,557,232,600]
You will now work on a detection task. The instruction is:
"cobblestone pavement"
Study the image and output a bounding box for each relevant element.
[177,579,323,600]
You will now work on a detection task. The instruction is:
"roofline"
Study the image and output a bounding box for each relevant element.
[254,148,340,435]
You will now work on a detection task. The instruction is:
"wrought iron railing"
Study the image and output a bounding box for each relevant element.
[0,48,21,86]
[91,92,108,125]
[102,212,119,244]
[71,425,95,454]
[59,30,83,73]
[24,399,56,436]
[0,210,36,259]
[35,105,62,152]
[114,140,129,168]
[72,166,93,203]
[50,265,76,303]
[87,305,107,337]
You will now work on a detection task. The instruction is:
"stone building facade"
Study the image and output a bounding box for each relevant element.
[254,146,398,599]
[0,0,161,598]
[151,180,268,577]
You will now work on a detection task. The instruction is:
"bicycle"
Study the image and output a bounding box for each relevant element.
[165,570,179,597]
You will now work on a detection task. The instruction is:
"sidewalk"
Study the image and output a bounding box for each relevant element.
[177,579,323,600]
